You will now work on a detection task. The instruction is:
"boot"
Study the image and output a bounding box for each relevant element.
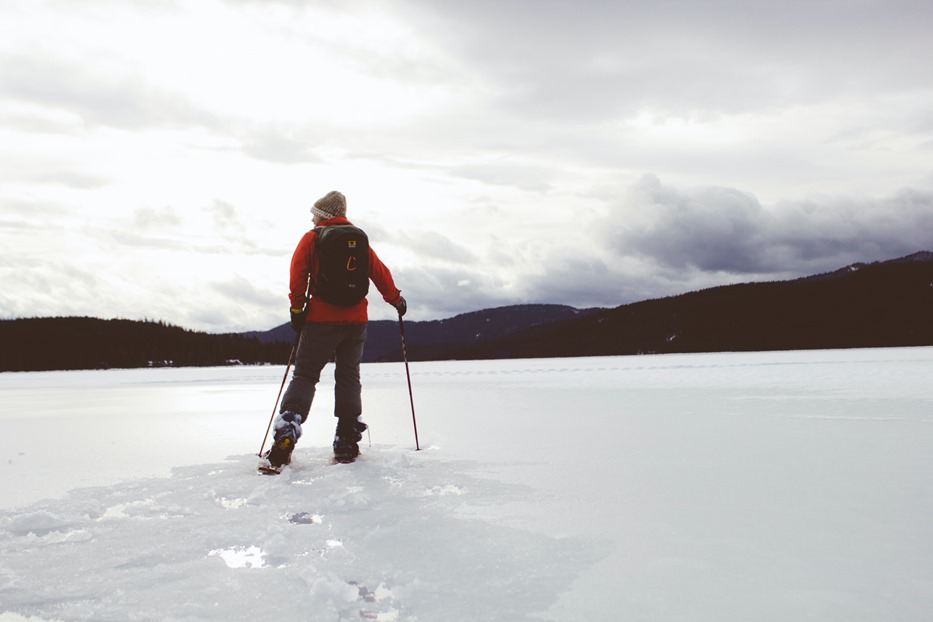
[264,411,303,468]
[333,417,367,463]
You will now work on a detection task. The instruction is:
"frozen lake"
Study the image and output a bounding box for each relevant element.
[1,348,932,621]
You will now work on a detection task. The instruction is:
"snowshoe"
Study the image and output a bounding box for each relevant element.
[333,418,367,463]
[258,427,296,474]
[257,462,283,476]
[332,438,360,464]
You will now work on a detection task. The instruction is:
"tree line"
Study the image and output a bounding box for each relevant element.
[0,317,291,372]
[2,252,930,372]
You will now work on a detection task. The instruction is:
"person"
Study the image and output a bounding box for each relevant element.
[264,190,406,466]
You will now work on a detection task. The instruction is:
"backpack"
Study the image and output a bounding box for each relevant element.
[312,225,370,306]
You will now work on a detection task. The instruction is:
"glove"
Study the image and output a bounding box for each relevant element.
[290,307,306,333]
[393,296,407,318]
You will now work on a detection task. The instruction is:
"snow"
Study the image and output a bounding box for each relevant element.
[1,348,932,621]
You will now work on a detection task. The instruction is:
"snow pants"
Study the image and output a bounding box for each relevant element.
[279,322,367,428]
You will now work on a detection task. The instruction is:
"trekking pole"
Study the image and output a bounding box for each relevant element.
[257,331,301,457]
[398,314,420,451]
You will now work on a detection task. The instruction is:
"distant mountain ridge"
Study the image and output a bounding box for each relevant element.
[427,251,933,360]
[244,304,605,362]
[2,252,930,372]
[252,251,933,361]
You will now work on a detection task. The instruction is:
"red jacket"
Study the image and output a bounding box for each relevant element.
[289,216,402,324]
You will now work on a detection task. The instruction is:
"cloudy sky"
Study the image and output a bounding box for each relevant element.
[2,0,931,333]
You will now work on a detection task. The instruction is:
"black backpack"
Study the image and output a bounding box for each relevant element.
[312,225,370,306]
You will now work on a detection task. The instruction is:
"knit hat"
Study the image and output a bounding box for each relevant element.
[311,191,347,219]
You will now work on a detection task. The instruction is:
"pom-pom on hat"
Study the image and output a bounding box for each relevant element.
[311,191,347,219]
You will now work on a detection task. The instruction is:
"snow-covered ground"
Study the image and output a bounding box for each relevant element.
[1,348,932,621]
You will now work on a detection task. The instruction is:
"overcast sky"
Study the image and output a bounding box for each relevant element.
[2,0,932,333]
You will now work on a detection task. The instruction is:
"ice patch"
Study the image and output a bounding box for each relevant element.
[423,484,466,497]
[0,350,931,620]
[5,510,74,537]
[218,497,248,510]
[99,499,183,520]
[208,545,267,569]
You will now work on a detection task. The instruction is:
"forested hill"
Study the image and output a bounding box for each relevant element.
[244,304,605,363]
[2,252,931,372]
[0,318,287,372]
[413,251,933,361]
[0,307,599,372]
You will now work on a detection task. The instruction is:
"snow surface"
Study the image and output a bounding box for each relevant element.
[1,348,932,621]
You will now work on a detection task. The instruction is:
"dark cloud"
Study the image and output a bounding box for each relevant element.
[398,175,933,319]
[769,188,933,269]
[517,254,690,310]
[606,175,933,277]
[392,264,513,319]
[608,175,769,273]
[517,255,615,306]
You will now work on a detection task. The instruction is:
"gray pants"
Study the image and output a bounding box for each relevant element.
[280,322,367,426]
